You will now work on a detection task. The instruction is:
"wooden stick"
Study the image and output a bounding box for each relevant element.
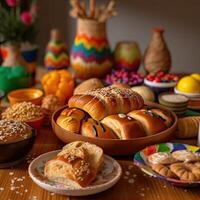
[89,0,95,19]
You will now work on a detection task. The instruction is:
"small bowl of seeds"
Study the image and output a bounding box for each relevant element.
[1,102,45,129]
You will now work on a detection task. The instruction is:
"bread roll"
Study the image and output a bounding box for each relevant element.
[175,116,200,139]
[74,78,104,95]
[128,109,167,135]
[101,114,146,139]
[151,108,173,127]
[56,108,86,133]
[81,118,118,139]
[68,87,144,120]
[44,141,103,187]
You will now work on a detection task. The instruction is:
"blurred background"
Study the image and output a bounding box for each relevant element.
[36,0,199,73]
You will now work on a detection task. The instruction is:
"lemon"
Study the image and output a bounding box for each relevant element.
[191,73,200,82]
[177,76,200,93]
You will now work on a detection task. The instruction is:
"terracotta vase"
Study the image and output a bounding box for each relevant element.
[70,19,113,79]
[144,28,171,74]
[114,41,141,71]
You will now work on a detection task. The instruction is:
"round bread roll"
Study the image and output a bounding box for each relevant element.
[127,109,167,135]
[56,108,86,133]
[74,78,104,95]
[151,108,173,127]
[131,85,155,102]
[81,118,118,139]
[111,83,131,89]
[101,114,146,139]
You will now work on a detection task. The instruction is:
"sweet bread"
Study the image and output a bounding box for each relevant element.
[151,108,173,127]
[56,108,86,133]
[172,150,200,162]
[151,163,177,178]
[44,141,104,187]
[101,114,146,139]
[148,152,177,165]
[68,86,144,120]
[127,109,167,135]
[74,78,104,95]
[81,118,118,139]
[175,116,200,139]
[170,163,200,181]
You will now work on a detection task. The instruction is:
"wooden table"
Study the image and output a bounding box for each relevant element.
[0,125,199,200]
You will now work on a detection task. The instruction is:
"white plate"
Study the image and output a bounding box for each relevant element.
[174,87,200,98]
[28,150,122,196]
[144,78,177,88]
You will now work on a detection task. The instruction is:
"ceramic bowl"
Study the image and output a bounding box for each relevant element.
[8,88,43,105]
[0,128,36,168]
[174,87,200,98]
[134,143,200,187]
[144,78,177,96]
[25,115,45,130]
[51,102,178,155]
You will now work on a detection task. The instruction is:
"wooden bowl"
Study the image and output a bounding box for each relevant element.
[8,88,43,105]
[51,102,178,155]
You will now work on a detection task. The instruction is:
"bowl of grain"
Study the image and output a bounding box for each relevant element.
[0,120,36,168]
[1,102,44,129]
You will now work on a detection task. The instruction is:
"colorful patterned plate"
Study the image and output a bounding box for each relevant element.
[29,150,122,196]
[134,143,200,187]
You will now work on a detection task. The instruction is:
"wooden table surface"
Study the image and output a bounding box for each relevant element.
[0,125,199,200]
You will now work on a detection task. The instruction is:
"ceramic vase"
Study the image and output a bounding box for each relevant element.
[144,28,171,74]
[70,19,113,79]
[114,41,141,71]
[44,29,69,70]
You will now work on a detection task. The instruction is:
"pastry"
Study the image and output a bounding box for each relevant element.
[111,83,131,89]
[175,117,200,139]
[170,162,200,181]
[101,114,146,139]
[81,118,118,139]
[127,109,167,135]
[151,108,173,127]
[44,141,104,187]
[151,163,176,178]
[0,120,32,143]
[172,150,200,162]
[68,86,144,120]
[74,78,104,95]
[148,152,177,165]
[56,108,86,133]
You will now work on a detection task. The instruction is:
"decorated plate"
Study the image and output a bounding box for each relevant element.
[29,150,122,196]
[134,143,200,187]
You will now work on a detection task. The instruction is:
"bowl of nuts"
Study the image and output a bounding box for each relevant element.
[1,102,44,130]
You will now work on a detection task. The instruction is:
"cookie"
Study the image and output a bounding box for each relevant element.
[148,152,177,165]
[151,163,177,178]
[172,150,200,162]
[170,163,200,181]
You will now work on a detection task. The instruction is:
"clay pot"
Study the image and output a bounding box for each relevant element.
[144,28,171,74]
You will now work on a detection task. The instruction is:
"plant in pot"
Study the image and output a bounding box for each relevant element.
[0,0,38,85]
[69,0,116,80]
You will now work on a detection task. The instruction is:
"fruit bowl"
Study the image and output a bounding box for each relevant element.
[174,87,200,98]
[144,78,177,95]
[51,102,177,155]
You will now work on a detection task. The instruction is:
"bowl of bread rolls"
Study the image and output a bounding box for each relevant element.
[52,86,177,155]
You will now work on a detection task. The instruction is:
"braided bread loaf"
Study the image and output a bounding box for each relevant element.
[68,87,144,120]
